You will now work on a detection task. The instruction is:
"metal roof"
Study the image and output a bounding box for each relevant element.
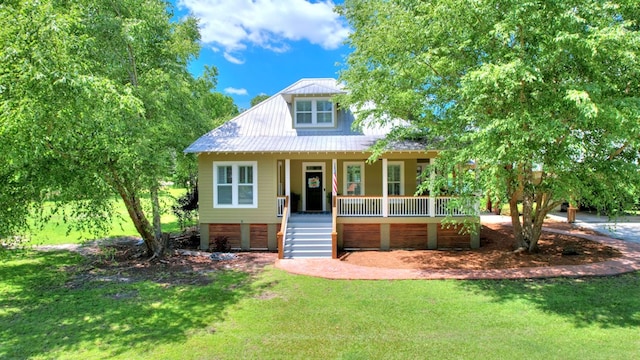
[282,82,346,96]
[185,78,425,154]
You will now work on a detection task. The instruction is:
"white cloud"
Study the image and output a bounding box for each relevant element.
[223,52,245,64]
[177,0,350,62]
[224,87,249,95]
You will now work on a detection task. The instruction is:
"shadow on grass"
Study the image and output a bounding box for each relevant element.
[460,273,640,329]
[0,250,268,359]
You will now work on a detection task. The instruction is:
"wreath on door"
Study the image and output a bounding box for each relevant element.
[308,176,320,188]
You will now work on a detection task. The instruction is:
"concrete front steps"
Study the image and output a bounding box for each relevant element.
[284,214,332,259]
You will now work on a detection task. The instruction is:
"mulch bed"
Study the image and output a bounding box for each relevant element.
[339,221,622,270]
[55,220,623,284]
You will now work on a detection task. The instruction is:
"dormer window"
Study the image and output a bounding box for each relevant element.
[294,98,335,127]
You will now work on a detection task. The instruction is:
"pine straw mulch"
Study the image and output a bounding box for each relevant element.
[338,220,622,270]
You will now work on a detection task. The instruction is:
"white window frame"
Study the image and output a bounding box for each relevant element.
[387,161,404,196]
[294,98,335,128]
[343,161,365,195]
[213,161,258,208]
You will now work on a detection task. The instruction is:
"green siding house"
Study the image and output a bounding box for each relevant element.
[185,78,478,259]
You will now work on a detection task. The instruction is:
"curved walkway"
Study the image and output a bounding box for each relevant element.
[275,226,640,280]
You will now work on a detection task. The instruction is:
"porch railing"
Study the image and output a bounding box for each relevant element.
[337,197,383,216]
[276,196,286,217]
[278,195,476,217]
[388,196,430,216]
[435,197,475,216]
[336,196,476,217]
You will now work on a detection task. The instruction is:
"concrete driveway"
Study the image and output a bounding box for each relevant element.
[482,212,640,244]
[547,212,640,244]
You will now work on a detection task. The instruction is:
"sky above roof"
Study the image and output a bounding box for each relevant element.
[170,0,350,110]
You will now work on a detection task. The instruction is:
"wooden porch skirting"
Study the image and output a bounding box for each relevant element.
[340,223,475,250]
[204,221,478,251]
[207,223,281,251]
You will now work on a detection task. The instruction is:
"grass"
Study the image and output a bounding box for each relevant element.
[25,188,187,245]
[1,250,639,359]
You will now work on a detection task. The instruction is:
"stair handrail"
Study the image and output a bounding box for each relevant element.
[331,195,338,259]
[277,195,289,259]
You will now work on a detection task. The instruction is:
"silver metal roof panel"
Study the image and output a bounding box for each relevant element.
[185,78,423,154]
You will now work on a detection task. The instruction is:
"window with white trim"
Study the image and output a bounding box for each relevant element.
[344,162,364,195]
[213,161,258,208]
[294,98,335,127]
[387,162,404,195]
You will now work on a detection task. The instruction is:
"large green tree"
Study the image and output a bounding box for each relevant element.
[0,0,234,257]
[339,0,640,251]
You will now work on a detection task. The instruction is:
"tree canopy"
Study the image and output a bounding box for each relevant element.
[250,94,271,107]
[0,0,235,256]
[339,0,640,251]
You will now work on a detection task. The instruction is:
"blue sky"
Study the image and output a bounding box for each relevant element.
[170,0,351,110]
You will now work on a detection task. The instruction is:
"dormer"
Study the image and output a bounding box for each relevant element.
[281,79,346,130]
[293,97,335,128]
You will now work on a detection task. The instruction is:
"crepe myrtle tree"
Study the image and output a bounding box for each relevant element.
[338,0,640,252]
[0,0,234,258]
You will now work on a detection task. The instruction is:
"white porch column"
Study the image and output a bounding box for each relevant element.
[429,158,436,217]
[285,159,291,199]
[382,158,388,217]
[331,158,337,210]
[332,159,337,197]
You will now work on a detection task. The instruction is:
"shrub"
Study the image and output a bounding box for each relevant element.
[212,236,230,252]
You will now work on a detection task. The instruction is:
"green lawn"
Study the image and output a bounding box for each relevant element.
[25,188,187,245]
[1,250,639,359]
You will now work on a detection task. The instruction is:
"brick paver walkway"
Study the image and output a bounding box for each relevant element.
[275,227,640,280]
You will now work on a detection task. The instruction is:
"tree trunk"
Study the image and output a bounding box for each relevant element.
[117,189,154,254]
[110,177,165,258]
[509,174,561,253]
[520,165,537,252]
[509,193,527,250]
[149,185,166,258]
[529,210,545,252]
[505,165,527,250]
[520,194,538,253]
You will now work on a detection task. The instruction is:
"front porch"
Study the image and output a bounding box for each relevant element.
[271,157,480,259]
[276,195,479,259]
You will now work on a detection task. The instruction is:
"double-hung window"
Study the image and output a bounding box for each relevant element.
[387,162,404,195]
[294,98,335,127]
[344,162,364,195]
[213,161,258,208]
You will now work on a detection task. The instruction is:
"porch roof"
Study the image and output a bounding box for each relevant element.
[187,135,430,153]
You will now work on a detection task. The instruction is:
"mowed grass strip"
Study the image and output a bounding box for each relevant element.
[1,250,639,360]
